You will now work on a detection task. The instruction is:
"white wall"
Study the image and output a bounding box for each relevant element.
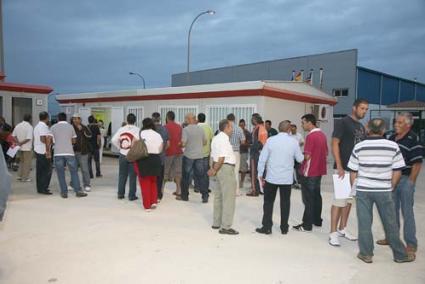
[0,91,48,126]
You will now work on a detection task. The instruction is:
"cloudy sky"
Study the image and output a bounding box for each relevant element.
[4,0,425,94]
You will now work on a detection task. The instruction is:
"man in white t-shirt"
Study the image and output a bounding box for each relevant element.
[290,124,304,189]
[111,113,140,201]
[33,111,53,195]
[208,119,238,235]
[12,114,34,182]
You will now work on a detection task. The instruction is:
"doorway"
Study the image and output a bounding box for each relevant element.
[12,97,32,126]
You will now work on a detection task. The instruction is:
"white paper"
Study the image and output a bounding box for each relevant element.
[333,174,352,199]
[6,146,20,158]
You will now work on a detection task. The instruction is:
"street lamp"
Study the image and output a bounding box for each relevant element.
[129,72,146,89]
[187,10,215,84]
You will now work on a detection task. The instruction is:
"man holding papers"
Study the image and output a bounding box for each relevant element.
[347,118,414,263]
[330,98,368,246]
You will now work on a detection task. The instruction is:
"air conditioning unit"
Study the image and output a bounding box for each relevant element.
[312,104,329,121]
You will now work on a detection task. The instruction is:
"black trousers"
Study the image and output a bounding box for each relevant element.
[35,153,52,193]
[301,176,323,230]
[88,149,101,177]
[157,164,165,200]
[262,182,291,230]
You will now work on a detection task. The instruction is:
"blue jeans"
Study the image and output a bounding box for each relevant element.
[118,154,137,199]
[181,156,208,200]
[54,155,81,194]
[356,191,407,260]
[393,175,417,248]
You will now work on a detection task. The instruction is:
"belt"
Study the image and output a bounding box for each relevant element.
[224,163,235,167]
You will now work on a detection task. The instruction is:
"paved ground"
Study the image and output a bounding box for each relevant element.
[0,157,424,284]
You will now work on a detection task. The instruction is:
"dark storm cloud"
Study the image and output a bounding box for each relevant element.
[4,0,425,93]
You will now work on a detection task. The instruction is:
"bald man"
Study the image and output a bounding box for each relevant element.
[179,113,208,202]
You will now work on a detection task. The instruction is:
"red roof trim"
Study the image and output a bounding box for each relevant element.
[0,82,53,94]
[56,86,336,105]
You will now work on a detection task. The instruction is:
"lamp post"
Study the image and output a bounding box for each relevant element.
[186,10,215,84]
[129,72,146,89]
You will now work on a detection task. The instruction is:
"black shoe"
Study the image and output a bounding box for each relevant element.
[219,228,239,235]
[256,227,272,235]
[38,190,53,195]
[96,174,103,178]
[129,196,138,201]
[61,192,68,199]
[194,189,200,193]
[211,226,220,230]
[118,195,125,200]
[176,196,189,201]
[293,224,312,232]
[281,227,289,235]
[202,199,208,203]
[208,189,211,193]
[76,191,88,197]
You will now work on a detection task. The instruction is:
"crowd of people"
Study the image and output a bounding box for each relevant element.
[0,97,422,264]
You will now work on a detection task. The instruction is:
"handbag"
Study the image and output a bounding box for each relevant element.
[126,139,148,162]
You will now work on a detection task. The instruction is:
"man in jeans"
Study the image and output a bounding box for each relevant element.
[179,113,207,202]
[71,113,92,192]
[33,111,53,195]
[50,112,87,198]
[255,121,304,235]
[348,118,414,263]
[152,112,169,201]
[377,112,423,256]
[197,113,213,196]
[88,115,102,178]
[111,113,140,201]
[293,114,328,232]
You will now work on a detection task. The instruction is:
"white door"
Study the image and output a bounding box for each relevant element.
[78,107,91,125]
[111,107,124,153]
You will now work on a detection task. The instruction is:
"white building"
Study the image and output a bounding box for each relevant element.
[0,74,52,126]
[56,80,337,153]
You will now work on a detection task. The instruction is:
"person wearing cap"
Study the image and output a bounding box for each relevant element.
[71,113,93,192]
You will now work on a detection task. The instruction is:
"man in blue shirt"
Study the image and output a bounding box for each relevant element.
[256,120,304,234]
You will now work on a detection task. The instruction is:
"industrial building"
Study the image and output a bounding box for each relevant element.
[172,49,425,142]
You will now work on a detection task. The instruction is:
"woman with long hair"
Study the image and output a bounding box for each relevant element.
[134,118,163,211]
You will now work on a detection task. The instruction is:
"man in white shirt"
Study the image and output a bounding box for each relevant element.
[111,113,140,201]
[12,114,34,182]
[33,111,53,195]
[208,119,238,235]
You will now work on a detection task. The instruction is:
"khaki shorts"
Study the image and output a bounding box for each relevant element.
[239,152,249,173]
[332,197,354,207]
[164,155,182,180]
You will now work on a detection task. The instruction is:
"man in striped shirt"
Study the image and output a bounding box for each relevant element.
[377,112,423,255]
[347,118,414,263]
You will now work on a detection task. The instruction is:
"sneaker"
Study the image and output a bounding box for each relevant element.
[329,232,341,247]
[61,192,68,199]
[67,186,74,192]
[337,228,357,241]
[357,253,373,263]
[84,186,91,192]
[394,254,416,263]
[23,178,32,182]
[292,224,312,232]
[151,203,157,209]
[406,245,418,253]
[376,239,389,246]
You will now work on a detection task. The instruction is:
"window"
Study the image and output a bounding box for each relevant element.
[158,105,198,125]
[333,88,349,97]
[206,104,257,132]
[126,106,144,128]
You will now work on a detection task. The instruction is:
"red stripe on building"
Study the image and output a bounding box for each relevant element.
[0,82,53,94]
[56,87,336,105]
